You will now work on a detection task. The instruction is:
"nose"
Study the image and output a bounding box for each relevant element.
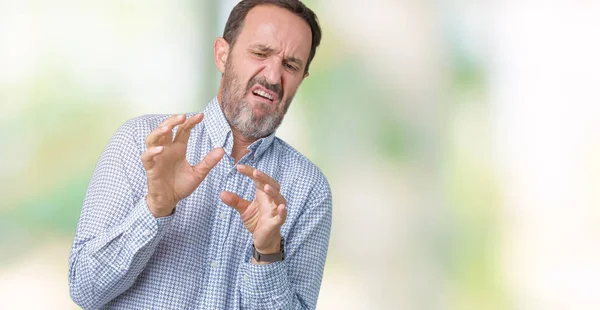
[263,57,283,85]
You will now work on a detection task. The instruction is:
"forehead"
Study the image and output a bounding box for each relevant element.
[236,5,312,61]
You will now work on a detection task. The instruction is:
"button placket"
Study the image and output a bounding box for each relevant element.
[218,171,240,243]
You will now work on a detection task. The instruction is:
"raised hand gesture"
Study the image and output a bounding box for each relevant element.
[220,164,287,257]
[141,113,224,217]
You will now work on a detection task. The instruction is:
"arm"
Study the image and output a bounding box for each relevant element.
[69,114,224,309]
[241,184,332,309]
[68,120,173,309]
[221,165,332,309]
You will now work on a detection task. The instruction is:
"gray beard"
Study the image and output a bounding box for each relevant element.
[220,69,292,139]
[222,89,281,139]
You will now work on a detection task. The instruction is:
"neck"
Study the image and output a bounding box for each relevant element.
[231,127,257,163]
[218,83,258,163]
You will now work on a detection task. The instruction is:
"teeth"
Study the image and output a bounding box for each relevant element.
[253,89,273,100]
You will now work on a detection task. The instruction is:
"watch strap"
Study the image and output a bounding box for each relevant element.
[252,237,284,262]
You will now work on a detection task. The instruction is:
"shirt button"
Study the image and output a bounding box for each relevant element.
[219,212,226,220]
[143,229,151,237]
[211,261,218,268]
[243,275,248,281]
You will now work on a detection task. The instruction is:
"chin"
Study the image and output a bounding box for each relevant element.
[251,103,276,116]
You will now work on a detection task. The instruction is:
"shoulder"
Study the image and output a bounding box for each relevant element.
[121,114,174,135]
[112,112,201,146]
[104,114,167,152]
[272,138,331,199]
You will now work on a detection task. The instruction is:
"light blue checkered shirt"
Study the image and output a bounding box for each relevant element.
[69,97,332,309]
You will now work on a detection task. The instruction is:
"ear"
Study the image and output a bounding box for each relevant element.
[214,37,230,73]
[303,71,310,79]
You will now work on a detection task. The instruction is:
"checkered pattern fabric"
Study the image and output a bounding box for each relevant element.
[68,97,332,309]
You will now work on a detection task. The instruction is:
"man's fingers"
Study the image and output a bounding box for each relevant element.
[236,164,259,184]
[264,184,286,206]
[140,146,164,169]
[192,147,225,180]
[158,113,187,128]
[220,191,251,214]
[236,164,281,192]
[145,114,186,147]
[237,165,286,207]
[173,113,204,145]
[145,124,173,148]
[276,204,287,224]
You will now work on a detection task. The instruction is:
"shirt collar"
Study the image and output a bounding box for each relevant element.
[202,97,276,161]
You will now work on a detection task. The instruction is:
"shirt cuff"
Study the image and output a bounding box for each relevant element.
[240,260,291,300]
[121,198,174,255]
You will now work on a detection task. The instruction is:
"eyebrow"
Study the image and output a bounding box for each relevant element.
[250,43,305,68]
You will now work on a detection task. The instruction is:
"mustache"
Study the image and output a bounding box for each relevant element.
[247,76,282,100]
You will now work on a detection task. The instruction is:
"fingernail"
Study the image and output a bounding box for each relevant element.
[161,125,169,131]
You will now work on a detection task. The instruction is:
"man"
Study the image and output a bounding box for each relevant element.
[68,0,331,309]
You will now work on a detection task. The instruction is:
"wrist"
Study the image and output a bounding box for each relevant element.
[251,236,284,264]
[146,195,175,218]
[253,233,281,254]
[250,257,271,265]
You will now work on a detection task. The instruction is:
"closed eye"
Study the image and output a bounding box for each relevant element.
[285,63,299,72]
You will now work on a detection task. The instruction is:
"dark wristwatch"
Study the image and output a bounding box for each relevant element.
[252,237,285,263]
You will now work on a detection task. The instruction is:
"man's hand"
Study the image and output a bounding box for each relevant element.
[141,113,225,217]
[220,164,287,256]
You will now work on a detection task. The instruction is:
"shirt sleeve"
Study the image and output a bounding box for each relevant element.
[239,177,333,309]
[68,120,174,309]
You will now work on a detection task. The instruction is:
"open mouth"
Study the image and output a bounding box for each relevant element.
[252,89,273,101]
[250,85,279,104]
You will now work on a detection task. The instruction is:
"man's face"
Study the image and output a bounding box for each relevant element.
[220,5,312,139]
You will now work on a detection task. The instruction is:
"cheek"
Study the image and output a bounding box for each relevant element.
[283,77,302,96]
[230,57,255,87]
[241,56,264,79]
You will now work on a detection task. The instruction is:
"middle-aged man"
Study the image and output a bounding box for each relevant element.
[68,0,332,309]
